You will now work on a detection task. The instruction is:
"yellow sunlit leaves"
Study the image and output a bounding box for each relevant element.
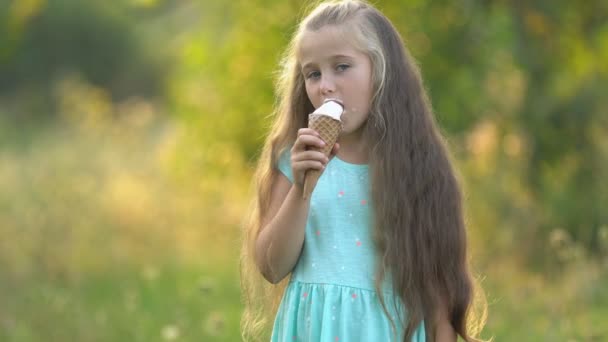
[182,38,209,70]
[503,133,524,158]
[130,0,159,9]
[467,121,498,165]
[7,0,45,30]
[524,8,550,38]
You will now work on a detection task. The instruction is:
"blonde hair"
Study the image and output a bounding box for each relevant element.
[241,1,488,341]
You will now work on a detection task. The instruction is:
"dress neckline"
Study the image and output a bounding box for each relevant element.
[333,156,369,170]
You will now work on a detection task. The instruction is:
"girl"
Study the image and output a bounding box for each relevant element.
[241,1,487,341]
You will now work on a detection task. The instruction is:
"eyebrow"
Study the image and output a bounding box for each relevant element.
[301,54,354,71]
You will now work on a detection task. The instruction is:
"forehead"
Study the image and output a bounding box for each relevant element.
[297,25,362,65]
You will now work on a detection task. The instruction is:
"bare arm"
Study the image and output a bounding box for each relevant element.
[255,176,310,284]
[435,318,457,342]
[254,128,338,284]
[435,298,457,342]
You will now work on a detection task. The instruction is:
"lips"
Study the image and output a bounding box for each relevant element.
[324,98,343,106]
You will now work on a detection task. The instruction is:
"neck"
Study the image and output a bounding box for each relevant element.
[336,126,368,164]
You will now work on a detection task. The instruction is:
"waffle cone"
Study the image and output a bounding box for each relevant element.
[303,114,342,199]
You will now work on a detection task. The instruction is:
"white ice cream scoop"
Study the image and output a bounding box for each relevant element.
[313,99,343,120]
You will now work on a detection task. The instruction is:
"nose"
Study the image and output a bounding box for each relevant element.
[319,74,336,95]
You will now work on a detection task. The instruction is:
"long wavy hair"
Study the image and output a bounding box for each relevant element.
[240,1,488,341]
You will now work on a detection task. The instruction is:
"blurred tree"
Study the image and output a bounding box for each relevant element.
[0,0,169,119]
[506,0,608,256]
[168,0,302,169]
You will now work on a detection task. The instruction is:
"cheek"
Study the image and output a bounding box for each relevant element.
[304,83,318,106]
[343,106,369,127]
[347,92,371,117]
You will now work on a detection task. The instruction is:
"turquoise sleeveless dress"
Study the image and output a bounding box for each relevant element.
[271,149,426,341]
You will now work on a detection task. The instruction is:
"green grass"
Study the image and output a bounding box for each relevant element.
[0,262,243,341]
[3,258,607,341]
[479,259,608,341]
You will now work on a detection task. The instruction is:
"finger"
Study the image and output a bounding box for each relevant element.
[298,128,321,138]
[293,134,326,152]
[292,151,329,164]
[292,160,325,172]
[329,143,340,157]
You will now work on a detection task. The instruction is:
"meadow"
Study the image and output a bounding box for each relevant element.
[1,113,606,341]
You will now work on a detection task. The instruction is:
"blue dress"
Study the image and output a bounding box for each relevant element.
[272,150,426,341]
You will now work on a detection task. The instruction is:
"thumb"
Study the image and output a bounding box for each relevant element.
[329,142,340,159]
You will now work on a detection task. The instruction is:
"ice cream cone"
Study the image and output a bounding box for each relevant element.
[302,100,343,199]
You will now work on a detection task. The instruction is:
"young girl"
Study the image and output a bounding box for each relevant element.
[241,1,487,341]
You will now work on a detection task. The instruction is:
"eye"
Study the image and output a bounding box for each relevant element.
[306,71,321,80]
[336,64,350,72]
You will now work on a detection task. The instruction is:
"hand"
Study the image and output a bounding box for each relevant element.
[291,128,340,189]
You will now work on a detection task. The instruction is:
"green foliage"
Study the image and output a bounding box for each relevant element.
[169,0,302,163]
[0,0,168,119]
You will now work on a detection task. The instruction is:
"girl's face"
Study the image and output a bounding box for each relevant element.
[298,25,373,136]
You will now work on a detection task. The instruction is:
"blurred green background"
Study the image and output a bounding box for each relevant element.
[1,0,607,341]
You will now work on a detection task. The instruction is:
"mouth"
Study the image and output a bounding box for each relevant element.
[324,98,343,106]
